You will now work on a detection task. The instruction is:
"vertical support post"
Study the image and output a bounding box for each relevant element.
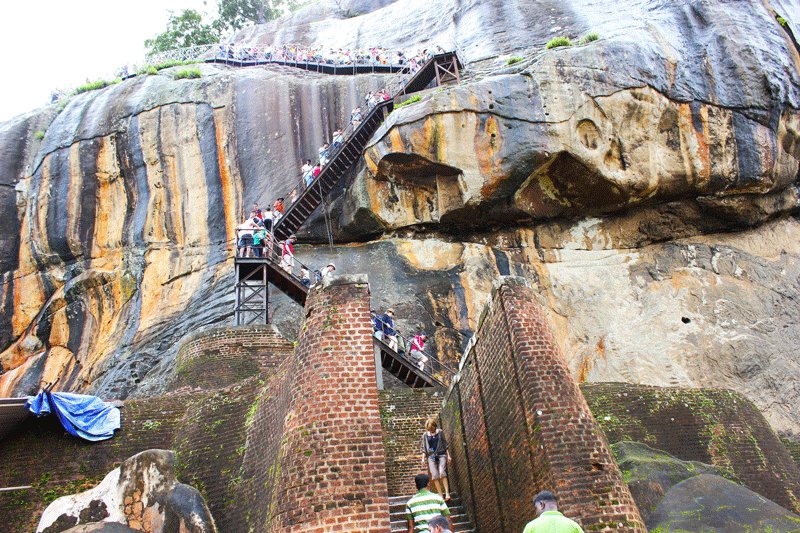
[435,61,442,86]
[234,262,241,325]
[374,341,385,390]
[268,263,269,324]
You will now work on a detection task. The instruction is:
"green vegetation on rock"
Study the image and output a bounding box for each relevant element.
[174,68,203,80]
[71,78,121,96]
[778,15,789,27]
[581,32,599,44]
[545,36,572,49]
[506,56,524,65]
[34,130,45,141]
[395,94,422,109]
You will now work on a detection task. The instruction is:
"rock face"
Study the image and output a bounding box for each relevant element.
[2,0,800,447]
[611,441,724,522]
[37,449,216,533]
[648,474,800,531]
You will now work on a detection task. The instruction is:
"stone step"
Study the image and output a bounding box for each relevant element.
[389,496,463,510]
[389,492,474,533]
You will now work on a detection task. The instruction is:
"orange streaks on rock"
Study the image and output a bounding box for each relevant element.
[214,108,239,244]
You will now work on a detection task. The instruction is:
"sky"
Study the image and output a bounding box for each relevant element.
[0,0,214,122]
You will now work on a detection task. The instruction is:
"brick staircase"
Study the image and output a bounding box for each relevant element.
[389,494,475,532]
[379,389,476,532]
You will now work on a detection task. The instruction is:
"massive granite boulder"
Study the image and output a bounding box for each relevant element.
[37,449,216,533]
[648,474,800,531]
[2,0,800,448]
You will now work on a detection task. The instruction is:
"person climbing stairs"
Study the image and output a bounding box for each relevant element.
[389,494,475,532]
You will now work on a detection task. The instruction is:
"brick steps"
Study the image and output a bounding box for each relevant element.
[389,494,475,532]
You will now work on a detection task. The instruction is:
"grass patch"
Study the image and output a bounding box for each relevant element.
[34,130,45,141]
[174,68,202,80]
[506,55,524,65]
[71,78,121,95]
[395,94,422,110]
[581,32,599,44]
[545,36,572,49]
[778,15,789,27]
[137,59,201,76]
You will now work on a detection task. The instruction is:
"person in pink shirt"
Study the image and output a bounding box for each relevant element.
[410,333,429,371]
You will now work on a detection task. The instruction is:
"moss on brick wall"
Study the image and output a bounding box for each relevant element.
[0,326,296,533]
[582,383,800,514]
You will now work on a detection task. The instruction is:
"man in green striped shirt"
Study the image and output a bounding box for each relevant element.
[406,473,452,532]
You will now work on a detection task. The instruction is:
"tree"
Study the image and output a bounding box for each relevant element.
[144,9,219,56]
[214,0,299,33]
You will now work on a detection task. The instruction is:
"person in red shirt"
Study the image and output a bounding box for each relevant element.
[280,234,296,274]
[312,163,321,179]
[273,197,285,224]
[410,334,429,371]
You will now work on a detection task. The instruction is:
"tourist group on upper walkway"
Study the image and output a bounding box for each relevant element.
[216,43,441,71]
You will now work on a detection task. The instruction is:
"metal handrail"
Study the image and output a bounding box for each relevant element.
[233,230,319,288]
[371,312,458,383]
[270,52,441,230]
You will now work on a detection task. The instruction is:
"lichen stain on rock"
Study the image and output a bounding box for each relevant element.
[388,127,405,153]
[476,115,504,198]
[213,108,240,245]
[92,137,126,257]
[394,240,464,271]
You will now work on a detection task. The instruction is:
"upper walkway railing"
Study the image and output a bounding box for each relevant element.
[270,51,460,240]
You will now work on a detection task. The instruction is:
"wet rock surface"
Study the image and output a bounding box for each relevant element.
[611,441,724,522]
[648,474,800,531]
[1,0,800,445]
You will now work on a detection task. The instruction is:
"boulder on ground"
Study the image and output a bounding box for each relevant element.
[611,441,723,520]
[37,449,216,533]
[648,474,800,531]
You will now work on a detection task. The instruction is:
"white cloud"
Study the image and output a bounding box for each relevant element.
[0,0,213,122]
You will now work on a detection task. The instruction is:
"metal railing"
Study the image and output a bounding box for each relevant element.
[268,52,440,225]
[233,229,323,288]
[371,312,458,384]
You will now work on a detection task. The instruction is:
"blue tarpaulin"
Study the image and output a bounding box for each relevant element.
[26,391,121,441]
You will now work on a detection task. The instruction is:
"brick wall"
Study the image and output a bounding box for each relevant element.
[169,325,294,391]
[0,325,293,533]
[378,388,447,496]
[440,277,645,532]
[583,383,800,513]
[267,275,391,532]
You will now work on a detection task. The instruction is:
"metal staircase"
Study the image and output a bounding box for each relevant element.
[233,52,464,385]
[272,51,462,242]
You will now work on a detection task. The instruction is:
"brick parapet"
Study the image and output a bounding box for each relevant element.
[268,276,391,531]
[168,325,293,391]
[441,278,645,532]
[583,382,800,513]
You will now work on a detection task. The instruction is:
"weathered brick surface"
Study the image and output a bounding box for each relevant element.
[378,388,446,496]
[440,278,645,532]
[782,436,800,468]
[267,277,391,532]
[583,383,800,513]
[169,325,293,391]
[0,326,293,533]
